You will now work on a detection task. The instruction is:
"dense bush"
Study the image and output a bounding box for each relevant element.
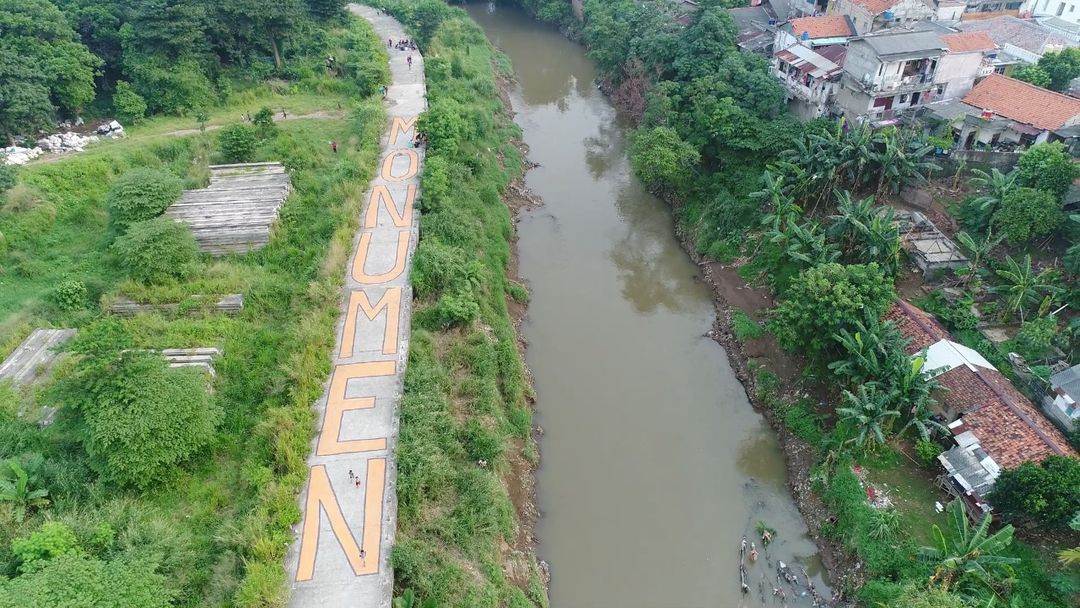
[112,81,147,124]
[631,126,700,193]
[988,456,1080,528]
[0,551,172,608]
[770,262,896,354]
[218,123,258,163]
[0,164,15,195]
[52,280,88,311]
[111,217,199,284]
[252,106,277,139]
[105,168,184,233]
[51,344,221,488]
[1018,142,1079,198]
[992,187,1064,245]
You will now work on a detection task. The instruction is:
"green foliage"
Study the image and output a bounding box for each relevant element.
[1013,64,1053,89]
[770,262,896,354]
[1035,47,1080,91]
[1015,316,1059,361]
[988,456,1080,528]
[837,384,900,452]
[217,123,258,163]
[49,342,220,488]
[105,168,183,233]
[0,552,172,608]
[253,106,277,139]
[53,280,88,311]
[920,499,1018,594]
[989,254,1060,322]
[111,81,146,124]
[11,522,79,573]
[915,439,942,467]
[111,217,199,284]
[0,458,49,522]
[992,187,1064,245]
[731,309,764,341]
[0,164,15,195]
[630,126,700,192]
[1017,142,1079,199]
[433,292,480,329]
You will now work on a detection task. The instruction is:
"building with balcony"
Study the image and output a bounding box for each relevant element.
[829,0,939,33]
[773,30,848,117]
[936,31,998,97]
[834,28,947,121]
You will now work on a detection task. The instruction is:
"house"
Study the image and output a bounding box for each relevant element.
[731,5,777,55]
[833,29,947,122]
[773,30,849,117]
[886,301,1078,513]
[936,31,997,97]
[785,14,858,44]
[956,73,1080,146]
[829,0,938,33]
[1032,0,1080,27]
[1047,364,1080,429]
[955,14,1076,62]
[1035,15,1080,41]
[937,0,968,20]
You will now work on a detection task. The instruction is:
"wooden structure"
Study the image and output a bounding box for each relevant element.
[110,294,243,317]
[161,347,223,376]
[0,329,76,386]
[895,210,969,273]
[166,162,291,255]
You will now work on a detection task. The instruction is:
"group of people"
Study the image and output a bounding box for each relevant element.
[389,38,416,51]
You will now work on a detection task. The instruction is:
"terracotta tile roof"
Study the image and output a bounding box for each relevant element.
[885,301,950,353]
[960,9,1019,20]
[848,0,897,15]
[888,300,1078,469]
[939,365,1077,469]
[941,31,996,53]
[956,16,1074,55]
[790,15,855,39]
[963,74,1080,131]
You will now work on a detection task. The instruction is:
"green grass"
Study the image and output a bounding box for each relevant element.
[731,309,764,341]
[0,15,390,607]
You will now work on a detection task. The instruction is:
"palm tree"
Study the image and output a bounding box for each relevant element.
[828,192,902,273]
[837,384,901,452]
[0,459,50,522]
[968,167,1018,215]
[770,220,839,268]
[873,131,939,197]
[954,230,1002,288]
[920,500,1019,594]
[830,314,907,386]
[754,170,802,233]
[989,254,1061,322]
[837,124,882,190]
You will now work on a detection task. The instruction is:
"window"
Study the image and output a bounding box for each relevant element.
[1058,2,1065,15]
[900,93,909,103]
[1071,5,1075,11]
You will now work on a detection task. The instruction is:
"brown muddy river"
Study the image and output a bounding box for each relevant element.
[466,4,830,606]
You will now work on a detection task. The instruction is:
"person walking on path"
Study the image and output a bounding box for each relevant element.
[359,548,367,567]
[331,141,338,153]
[281,108,287,119]
[407,55,412,70]
[348,469,354,482]
[354,477,361,489]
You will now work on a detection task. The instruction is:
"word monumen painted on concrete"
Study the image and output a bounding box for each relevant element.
[285,7,425,607]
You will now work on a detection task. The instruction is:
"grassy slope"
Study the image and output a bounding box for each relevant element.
[0,17,390,608]
[373,3,547,606]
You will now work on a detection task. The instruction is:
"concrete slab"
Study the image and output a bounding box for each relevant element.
[284,5,426,608]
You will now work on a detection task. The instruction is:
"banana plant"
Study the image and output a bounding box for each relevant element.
[0,458,50,522]
[920,500,1019,594]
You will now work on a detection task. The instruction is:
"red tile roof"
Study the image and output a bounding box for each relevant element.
[848,0,898,15]
[963,74,1080,131]
[790,15,855,39]
[888,300,1078,469]
[960,9,1019,20]
[941,31,996,53]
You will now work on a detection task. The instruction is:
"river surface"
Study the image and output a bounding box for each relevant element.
[466,4,830,606]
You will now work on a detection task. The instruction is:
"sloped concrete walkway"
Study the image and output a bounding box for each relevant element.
[284,5,425,607]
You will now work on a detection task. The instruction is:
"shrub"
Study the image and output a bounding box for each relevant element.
[433,293,480,329]
[11,522,80,574]
[218,124,258,163]
[105,168,184,233]
[770,262,895,354]
[112,81,147,124]
[988,455,1080,527]
[731,309,764,341]
[51,349,221,488]
[110,217,199,284]
[992,187,1064,245]
[252,106,276,139]
[1018,142,1079,198]
[53,280,88,311]
[1015,316,1059,361]
[0,164,15,194]
[0,552,172,608]
[915,438,942,467]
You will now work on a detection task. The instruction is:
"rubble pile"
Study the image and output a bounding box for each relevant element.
[95,120,125,138]
[2,146,44,166]
[37,131,98,153]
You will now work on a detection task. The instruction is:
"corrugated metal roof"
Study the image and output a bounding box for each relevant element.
[776,43,843,79]
[1051,364,1080,398]
[856,30,946,59]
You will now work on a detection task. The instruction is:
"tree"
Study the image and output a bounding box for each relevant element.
[630,127,700,192]
[111,81,146,124]
[252,106,276,139]
[218,123,258,163]
[50,344,220,488]
[305,0,345,20]
[1015,315,1059,361]
[0,459,49,522]
[987,456,1080,528]
[105,168,184,233]
[989,254,1060,321]
[1037,47,1080,91]
[111,217,199,284]
[968,167,1018,217]
[992,186,1064,245]
[1012,64,1052,89]
[920,499,1019,594]
[0,552,172,608]
[827,192,902,274]
[0,0,102,117]
[770,262,896,354]
[1017,142,1079,198]
[837,384,901,452]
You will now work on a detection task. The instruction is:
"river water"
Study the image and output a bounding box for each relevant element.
[466,4,830,606]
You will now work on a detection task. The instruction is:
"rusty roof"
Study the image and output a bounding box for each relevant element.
[790,15,856,39]
[848,0,898,15]
[963,74,1080,131]
[941,31,996,53]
